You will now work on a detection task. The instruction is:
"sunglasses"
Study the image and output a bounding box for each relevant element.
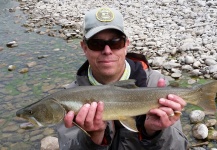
[84,36,126,51]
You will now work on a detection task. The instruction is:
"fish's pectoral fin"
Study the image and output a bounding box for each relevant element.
[119,117,138,132]
[112,79,138,89]
[29,117,43,127]
[72,121,91,137]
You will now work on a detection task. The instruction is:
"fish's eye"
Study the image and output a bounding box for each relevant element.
[27,110,33,114]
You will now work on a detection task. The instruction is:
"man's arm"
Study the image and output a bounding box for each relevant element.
[138,69,188,149]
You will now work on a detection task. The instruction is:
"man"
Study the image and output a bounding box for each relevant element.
[57,7,188,150]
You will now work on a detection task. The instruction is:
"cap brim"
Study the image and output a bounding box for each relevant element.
[85,25,125,39]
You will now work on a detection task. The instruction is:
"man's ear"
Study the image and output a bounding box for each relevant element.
[125,39,130,55]
[80,41,88,54]
[125,49,127,55]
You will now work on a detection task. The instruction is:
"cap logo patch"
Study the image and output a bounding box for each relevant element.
[96,7,114,22]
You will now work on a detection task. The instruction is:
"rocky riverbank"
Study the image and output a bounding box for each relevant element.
[15,0,217,80]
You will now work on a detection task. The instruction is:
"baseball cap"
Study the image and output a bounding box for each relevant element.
[83,7,126,39]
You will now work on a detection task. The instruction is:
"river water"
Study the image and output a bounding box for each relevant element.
[0,0,85,149]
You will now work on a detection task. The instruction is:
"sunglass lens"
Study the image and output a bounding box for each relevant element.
[86,37,126,51]
[87,39,105,51]
[109,38,125,49]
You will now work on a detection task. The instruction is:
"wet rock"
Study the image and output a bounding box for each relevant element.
[9,8,16,12]
[3,102,15,110]
[208,130,217,140]
[0,47,3,51]
[204,74,211,79]
[0,119,6,127]
[61,83,70,89]
[30,134,44,141]
[6,41,18,48]
[2,132,12,138]
[192,147,206,150]
[189,110,205,123]
[17,84,31,92]
[53,48,60,51]
[19,68,29,74]
[192,123,208,139]
[41,136,59,150]
[171,72,182,79]
[205,119,217,127]
[42,84,56,92]
[8,65,16,71]
[191,69,202,77]
[10,142,31,150]
[187,79,196,85]
[2,124,19,132]
[26,61,37,67]
[19,122,34,129]
[38,55,49,59]
[30,130,42,137]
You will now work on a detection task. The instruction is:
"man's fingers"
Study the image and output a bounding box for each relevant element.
[157,78,166,87]
[75,103,90,126]
[159,98,182,111]
[167,94,187,108]
[148,108,171,128]
[158,107,174,117]
[85,102,98,127]
[64,111,75,128]
[95,101,104,120]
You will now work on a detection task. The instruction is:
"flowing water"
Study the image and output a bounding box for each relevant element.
[0,0,85,149]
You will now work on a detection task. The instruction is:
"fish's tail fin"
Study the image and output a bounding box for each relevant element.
[189,81,217,115]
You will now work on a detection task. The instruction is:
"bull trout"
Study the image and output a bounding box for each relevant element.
[16,80,217,132]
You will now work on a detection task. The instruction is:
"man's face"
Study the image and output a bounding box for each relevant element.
[81,29,129,83]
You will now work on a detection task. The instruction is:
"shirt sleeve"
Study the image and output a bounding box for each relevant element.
[144,69,169,87]
[56,121,114,150]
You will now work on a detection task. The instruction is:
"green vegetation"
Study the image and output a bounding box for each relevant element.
[5,77,25,96]
[32,83,42,98]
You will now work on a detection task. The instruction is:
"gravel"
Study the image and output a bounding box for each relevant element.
[15,0,217,79]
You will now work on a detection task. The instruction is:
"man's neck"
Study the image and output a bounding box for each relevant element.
[92,72,124,85]
[88,60,131,85]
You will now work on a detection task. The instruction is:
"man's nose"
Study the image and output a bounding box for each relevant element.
[102,45,112,54]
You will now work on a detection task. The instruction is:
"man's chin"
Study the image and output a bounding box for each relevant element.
[99,70,116,77]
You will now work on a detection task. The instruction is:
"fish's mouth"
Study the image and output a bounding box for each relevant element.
[28,117,43,127]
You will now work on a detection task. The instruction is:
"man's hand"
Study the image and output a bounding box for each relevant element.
[144,78,186,136]
[64,101,107,145]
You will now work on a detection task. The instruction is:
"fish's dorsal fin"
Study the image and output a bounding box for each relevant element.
[112,79,138,89]
[119,117,138,132]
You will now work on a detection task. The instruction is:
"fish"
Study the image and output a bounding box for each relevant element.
[16,79,217,132]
